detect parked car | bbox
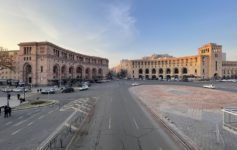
[1,87,12,92]
[41,88,56,94]
[83,81,91,87]
[131,82,140,86]
[12,87,30,92]
[79,85,89,91]
[203,84,215,89]
[62,87,74,93]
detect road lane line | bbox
[133,118,139,129]
[38,115,45,119]
[11,128,22,135]
[109,117,111,129]
[27,121,34,126]
[5,121,12,126]
[48,110,55,114]
[36,111,77,150]
[13,120,27,126]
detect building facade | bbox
[0,41,109,86]
[120,43,237,80]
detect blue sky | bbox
[0,0,236,67]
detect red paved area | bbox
[129,85,237,150]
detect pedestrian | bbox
[0,106,2,116]
[8,107,12,117]
[7,93,11,100]
[17,94,20,100]
[4,106,8,118]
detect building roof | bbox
[18,41,108,61]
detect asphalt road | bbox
[0,80,236,150]
[0,86,100,150]
[68,80,183,150]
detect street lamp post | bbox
[59,67,61,87]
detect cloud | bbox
[106,3,137,38]
[18,5,60,40]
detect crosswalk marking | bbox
[60,97,97,113]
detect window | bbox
[41,66,43,72]
[216,61,218,71]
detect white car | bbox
[1,88,12,92]
[41,88,56,94]
[203,84,215,89]
[12,87,29,92]
[79,85,89,91]
[131,82,140,86]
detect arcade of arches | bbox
[137,67,189,79]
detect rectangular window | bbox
[216,61,218,71]
[41,66,43,72]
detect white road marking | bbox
[11,128,22,135]
[5,121,12,126]
[38,115,45,120]
[109,117,111,129]
[133,118,139,129]
[13,120,27,126]
[36,111,77,150]
[27,121,34,126]
[48,110,55,114]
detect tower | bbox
[198,43,222,79]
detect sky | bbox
[0,0,237,68]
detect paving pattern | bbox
[130,84,237,150]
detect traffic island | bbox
[13,99,58,110]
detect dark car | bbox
[62,87,74,93]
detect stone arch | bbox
[85,68,91,79]
[159,68,163,74]
[138,75,143,79]
[174,68,179,74]
[92,68,97,79]
[145,68,149,74]
[174,75,179,79]
[152,68,156,74]
[76,66,83,79]
[61,65,67,79]
[23,63,32,84]
[53,64,60,79]
[69,66,74,78]
[182,68,188,74]
[139,69,143,74]
[159,75,163,80]
[166,75,171,80]
[166,68,171,74]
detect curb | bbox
[13,100,58,111]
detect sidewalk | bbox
[0,96,20,107]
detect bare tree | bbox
[0,47,15,71]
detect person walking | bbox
[8,107,12,117]
[4,106,8,118]
[0,106,2,116]
[17,94,20,100]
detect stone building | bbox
[0,41,109,86]
[120,43,237,80]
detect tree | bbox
[0,47,15,71]
[106,71,114,79]
[117,69,128,78]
